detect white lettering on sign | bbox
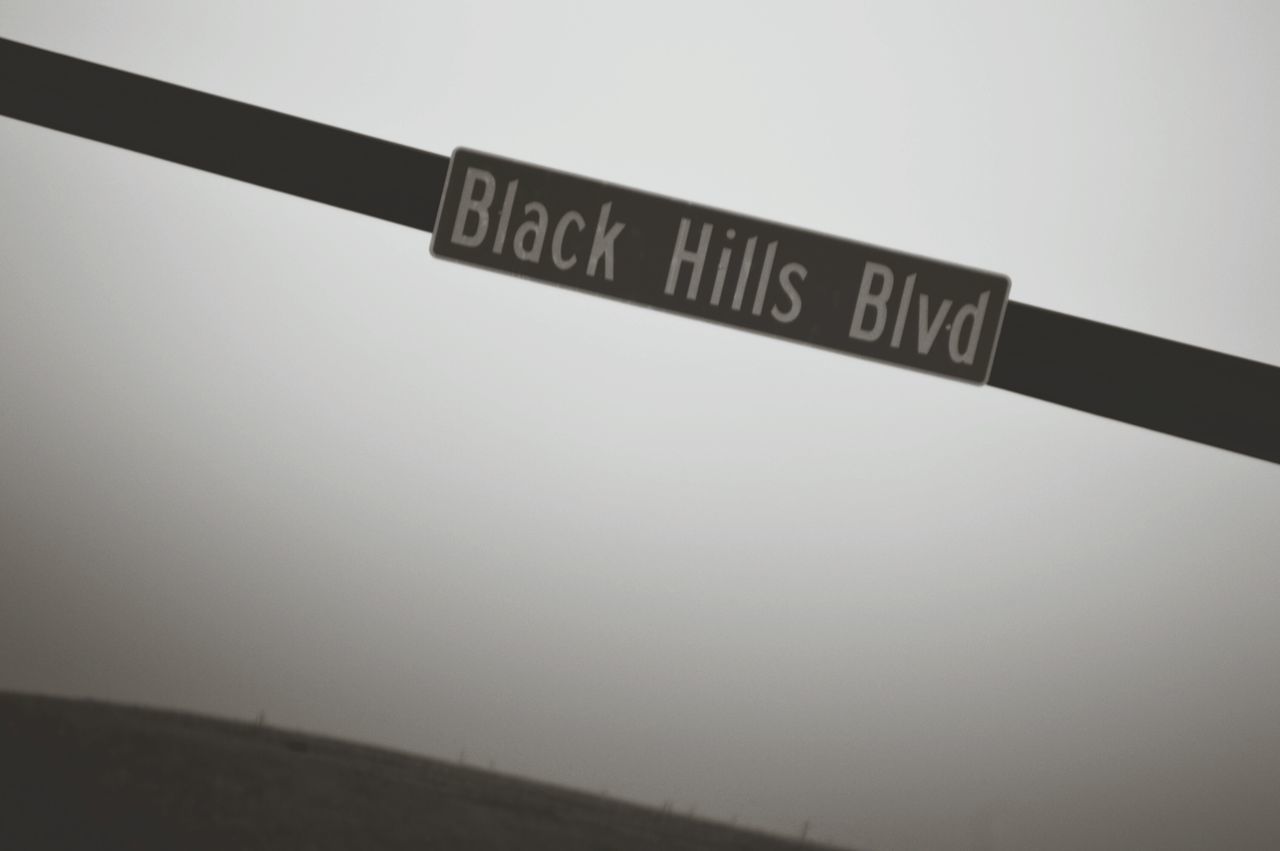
[431,149,1011,384]
[664,218,804,325]
[449,167,624,282]
[849,261,992,365]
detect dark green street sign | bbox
[431,148,1011,383]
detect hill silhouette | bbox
[0,691,853,850]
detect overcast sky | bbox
[3,3,1279,850]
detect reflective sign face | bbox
[431,148,1011,384]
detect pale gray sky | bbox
[2,3,1279,849]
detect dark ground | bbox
[0,691,853,850]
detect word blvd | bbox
[849,262,993,366]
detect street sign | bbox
[10,36,1276,460]
[431,149,1010,384]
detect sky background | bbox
[2,2,1279,849]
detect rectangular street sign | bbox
[431,148,1011,383]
